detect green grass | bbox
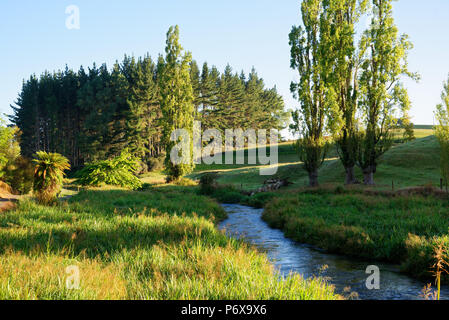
[0,186,338,300]
[262,188,449,281]
[194,134,441,191]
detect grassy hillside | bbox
[191,134,441,191]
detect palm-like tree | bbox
[33,152,70,204]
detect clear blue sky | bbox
[1,0,448,126]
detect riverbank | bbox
[195,135,449,284]
[0,185,338,300]
[220,203,449,300]
[262,187,449,282]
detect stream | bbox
[218,204,449,300]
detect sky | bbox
[0,0,448,127]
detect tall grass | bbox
[263,188,449,281]
[0,187,338,300]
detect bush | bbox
[0,122,20,179]
[137,183,153,192]
[210,185,249,204]
[199,173,219,195]
[174,177,197,187]
[75,149,142,190]
[4,157,34,194]
[136,161,149,175]
[33,152,70,205]
[148,156,165,172]
[246,192,277,208]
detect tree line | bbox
[10,34,287,173]
[289,0,418,186]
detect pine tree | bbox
[215,65,245,132]
[190,60,202,119]
[199,63,220,129]
[10,76,40,158]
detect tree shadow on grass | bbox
[0,216,230,259]
[0,187,231,259]
[66,188,226,221]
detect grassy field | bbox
[190,130,439,191]
[0,185,338,300]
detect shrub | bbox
[75,149,142,190]
[174,177,197,187]
[199,173,219,195]
[4,157,34,194]
[33,152,70,205]
[211,185,248,204]
[137,183,153,192]
[136,160,149,175]
[148,156,165,172]
[0,122,20,178]
[246,192,277,208]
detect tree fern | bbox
[33,152,70,204]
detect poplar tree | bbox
[324,0,368,184]
[357,0,418,185]
[158,26,195,182]
[435,75,449,188]
[289,0,334,187]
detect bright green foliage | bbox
[357,0,419,184]
[158,26,195,182]
[75,149,142,190]
[401,114,416,142]
[33,152,70,204]
[322,0,368,184]
[4,157,34,194]
[289,0,333,187]
[435,75,449,186]
[0,121,20,178]
[289,0,417,186]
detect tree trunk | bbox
[363,167,375,185]
[345,166,357,185]
[309,169,319,187]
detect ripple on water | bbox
[218,204,449,301]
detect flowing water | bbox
[219,204,449,300]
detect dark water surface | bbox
[219,204,449,300]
